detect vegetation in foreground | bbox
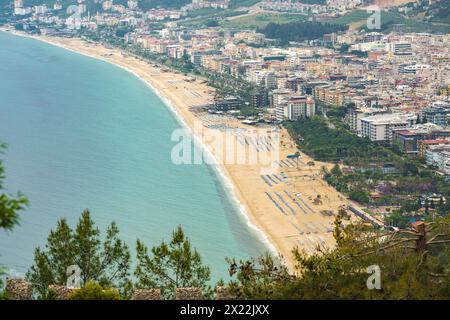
[0,143,28,294]
[227,211,450,300]
[4,209,447,300]
[0,136,449,300]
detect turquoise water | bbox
[0,31,265,282]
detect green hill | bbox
[332,9,450,34]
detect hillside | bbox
[371,0,418,8]
[424,0,450,23]
[332,7,450,34]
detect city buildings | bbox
[360,113,417,142]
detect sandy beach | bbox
[1,28,355,271]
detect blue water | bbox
[0,31,265,282]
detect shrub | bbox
[69,281,121,300]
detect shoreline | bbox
[1,28,354,271]
[0,29,279,260]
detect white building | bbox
[271,89,292,109]
[386,42,413,56]
[275,95,315,121]
[348,107,388,134]
[426,146,450,174]
[286,96,315,121]
[360,113,416,142]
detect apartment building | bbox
[426,145,450,174]
[418,139,450,158]
[422,106,449,127]
[347,106,388,134]
[360,113,416,142]
[275,95,315,121]
[392,124,450,155]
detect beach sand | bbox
[2,29,357,271]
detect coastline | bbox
[0,28,280,259]
[1,28,354,271]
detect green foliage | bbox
[385,211,411,229]
[425,0,450,23]
[69,281,121,300]
[284,117,397,165]
[286,116,449,210]
[333,9,450,34]
[26,210,132,298]
[115,26,131,38]
[180,9,248,28]
[0,143,29,231]
[134,226,211,299]
[239,106,260,117]
[330,164,342,177]
[226,213,450,299]
[258,21,347,45]
[226,253,291,299]
[0,142,27,301]
[205,19,219,27]
[326,106,348,119]
[138,0,190,10]
[229,0,262,8]
[348,188,370,205]
[0,267,5,297]
[220,13,306,29]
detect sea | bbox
[0,31,266,283]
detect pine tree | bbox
[225,213,450,299]
[134,226,211,299]
[0,143,28,231]
[26,210,132,298]
[0,142,28,292]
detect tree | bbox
[68,281,120,300]
[385,210,410,229]
[1,143,28,292]
[348,189,369,205]
[226,253,291,299]
[134,226,211,299]
[331,164,343,177]
[258,21,348,45]
[26,210,132,298]
[225,213,450,299]
[0,143,29,231]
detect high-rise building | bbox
[386,42,413,56]
[286,96,315,121]
[361,113,416,142]
[275,95,315,122]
